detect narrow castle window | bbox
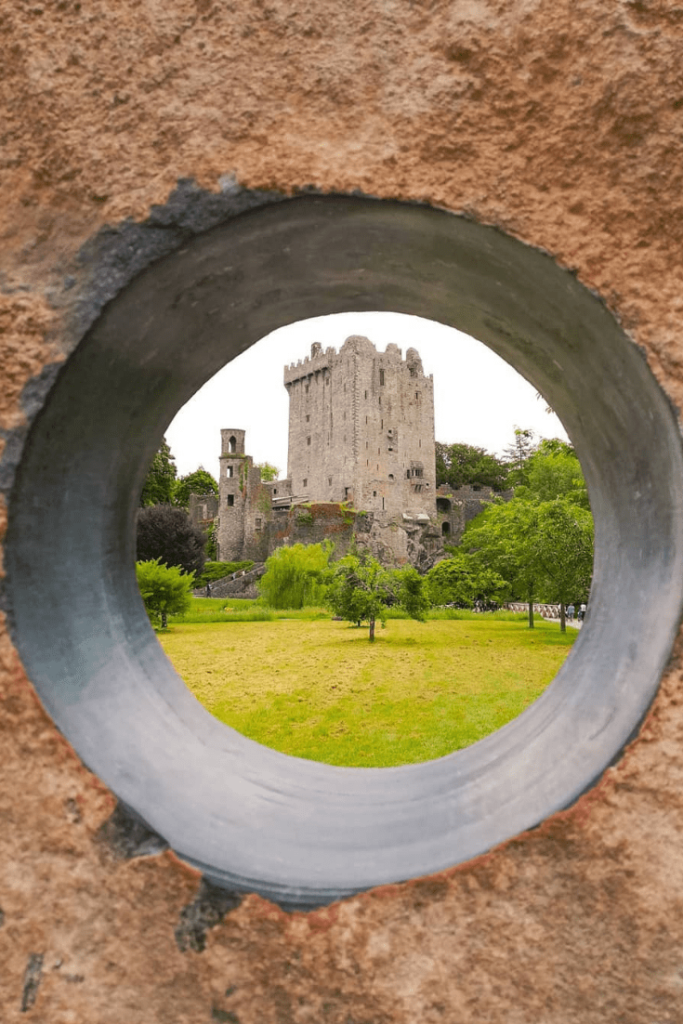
[228,436,236,453]
[226,466,233,478]
[365,390,368,399]
[366,441,368,449]
[373,491,377,497]
[328,477,332,486]
[406,470,410,479]
[382,497,385,510]
[389,474,394,481]
[415,391,420,399]
[227,495,234,507]
[379,369,385,386]
[305,384,309,393]
[307,437,311,446]
[273,489,277,495]
[306,414,310,422]
[303,478,308,487]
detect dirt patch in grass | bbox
[158,618,576,767]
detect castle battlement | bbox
[284,337,433,388]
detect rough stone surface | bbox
[3,1,683,1021]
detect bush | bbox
[136,504,207,577]
[259,542,332,609]
[136,559,195,629]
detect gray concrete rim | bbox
[5,194,683,909]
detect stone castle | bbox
[189,336,501,569]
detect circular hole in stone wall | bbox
[154,311,585,769]
[5,195,683,909]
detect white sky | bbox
[166,312,568,480]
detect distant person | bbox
[578,603,587,622]
[206,582,212,598]
[567,603,575,621]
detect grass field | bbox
[159,612,576,767]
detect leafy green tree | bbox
[530,498,594,631]
[425,553,510,608]
[326,552,394,641]
[258,542,332,609]
[517,440,589,509]
[502,428,538,486]
[136,559,194,629]
[435,442,509,491]
[393,566,431,621]
[462,499,541,627]
[256,462,280,482]
[140,438,177,507]
[173,467,219,508]
[136,504,207,577]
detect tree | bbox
[435,442,509,491]
[502,428,538,486]
[173,467,219,508]
[530,498,594,631]
[516,440,589,509]
[136,559,194,629]
[137,504,208,577]
[326,552,394,641]
[393,566,431,621]
[425,552,510,608]
[258,542,332,609]
[461,499,541,627]
[256,462,279,482]
[140,438,177,507]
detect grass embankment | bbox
[160,608,576,768]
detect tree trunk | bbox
[161,610,168,629]
[527,588,534,629]
[559,603,566,633]
[369,616,375,642]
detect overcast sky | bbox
[165,312,569,480]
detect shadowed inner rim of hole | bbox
[5,194,683,910]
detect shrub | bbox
[259,542,332,609]
[136,559,194,629]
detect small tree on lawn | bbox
[136,559,194,629]
[326,552,394,641]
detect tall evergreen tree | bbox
[140,438,177,507]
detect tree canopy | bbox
[258,542,332,609]
[173,467,219,508]
[140,437,177,506]
[456,435,593,630]
[136,559,194,629]
[435,441,509,491]
[136,504,208,577]
[256,462,280,482]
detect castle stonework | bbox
[284,336,436,516]
[209,337,497,569]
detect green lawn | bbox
[158,615,576,767]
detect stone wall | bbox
[4,3,683,1022]
[285,336,436,518]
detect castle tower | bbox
[217,429,249,560]
[283,336,436,518]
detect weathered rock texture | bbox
[3,1,683,1021]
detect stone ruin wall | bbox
[4,2,683,1022]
